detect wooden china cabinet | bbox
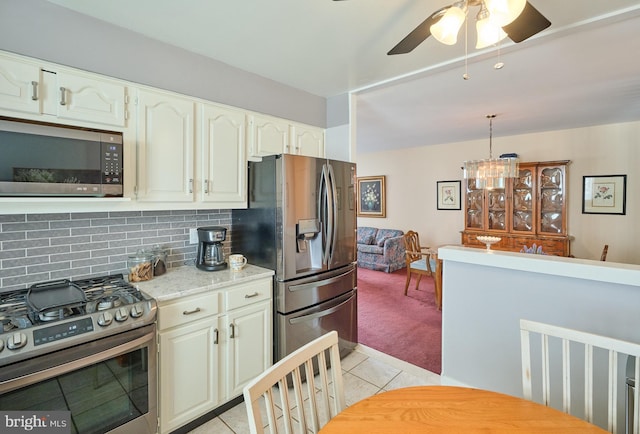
[461,160,571,256]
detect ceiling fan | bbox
[335,0,551,55]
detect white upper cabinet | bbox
[135,88,196,202]
[290,122,325,157]
[247,113,326,160]
[200,104,247,205]
[248,114,289,158]
[49,70,126,127]
[0,54,40,115]
[0,52,126,127]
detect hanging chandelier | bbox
[430,0,526,49]
[463,114,519,190]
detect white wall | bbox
[356,121,640,264]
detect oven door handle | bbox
[288,291,355,325]
[0,329,154,394]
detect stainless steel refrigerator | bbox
[232,154,357,362]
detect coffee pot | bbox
[196,226,227,271]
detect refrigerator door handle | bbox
[326,163,338,262]
[319,163,332,265]
[287,268,354,292]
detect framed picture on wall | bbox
[582,174,627,215]
[437,180,461,210]
[357,176,386,217]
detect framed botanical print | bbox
[357,176,386,217]
[437,180,461,210]
[582,175,627,215]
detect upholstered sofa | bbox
[356,227,405,273]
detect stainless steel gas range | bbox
[0,274,157,434]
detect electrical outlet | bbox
[189,228,198,244]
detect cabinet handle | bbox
[229,323,236,339]
[31,81,38,101]
[204,179,209,194]
[189,178,193,193]
[244,292,259,299]
[214,328,219,345]
[182,307,201,315]
[59,87,67,106]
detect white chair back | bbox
[520,319,640,434]
[243,330,345,434]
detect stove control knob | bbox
[98,311,113,327]
[115,307,129,322]
[130,304,145,318]
[7,332,27,350]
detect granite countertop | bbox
[134,264,274,303]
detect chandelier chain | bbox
[487,113,496,159]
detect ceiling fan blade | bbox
[387,8,447,55]
[503,1,551,43]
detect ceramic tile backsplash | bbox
[0,209,231,291]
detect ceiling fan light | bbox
[475,16,508,49]
[430,5,467,45]
[484,0,526,26]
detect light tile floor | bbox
[187,344,442,433]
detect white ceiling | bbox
[48,0,640,152]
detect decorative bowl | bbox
[476,236,502,251]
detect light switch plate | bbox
[189,228,198,244]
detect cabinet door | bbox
[0,55,40,115]
[158,317,220,434]
[54,71,126,127]
[225,300,272,399]
[465,179,485,230]
[486,186,508,232]
[200,104,247,204]
[511,164,536,234]
[248,114,289,157]
[136,89,195,202]
[538,164,567,236]
[290,123,325,157]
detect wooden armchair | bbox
[403,230,433,296]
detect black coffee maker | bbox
[196,226,227,271]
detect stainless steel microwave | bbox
[0,118,123,197]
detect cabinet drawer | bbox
[158,291,220,331]
[225,279,271,311]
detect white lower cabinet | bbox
[222,279,272,401]
[157,278,272,434]
[159,315,220,433]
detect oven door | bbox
[0,324,157,434]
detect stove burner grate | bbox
[0,274,145,330]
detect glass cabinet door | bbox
[465,178,484,230]
[538,165,566,235]
[512,166,534,234]
[486,187,507,231]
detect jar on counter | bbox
[128,250,153,282]
[150,245,168,276]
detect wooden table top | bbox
[319,386,609,433]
